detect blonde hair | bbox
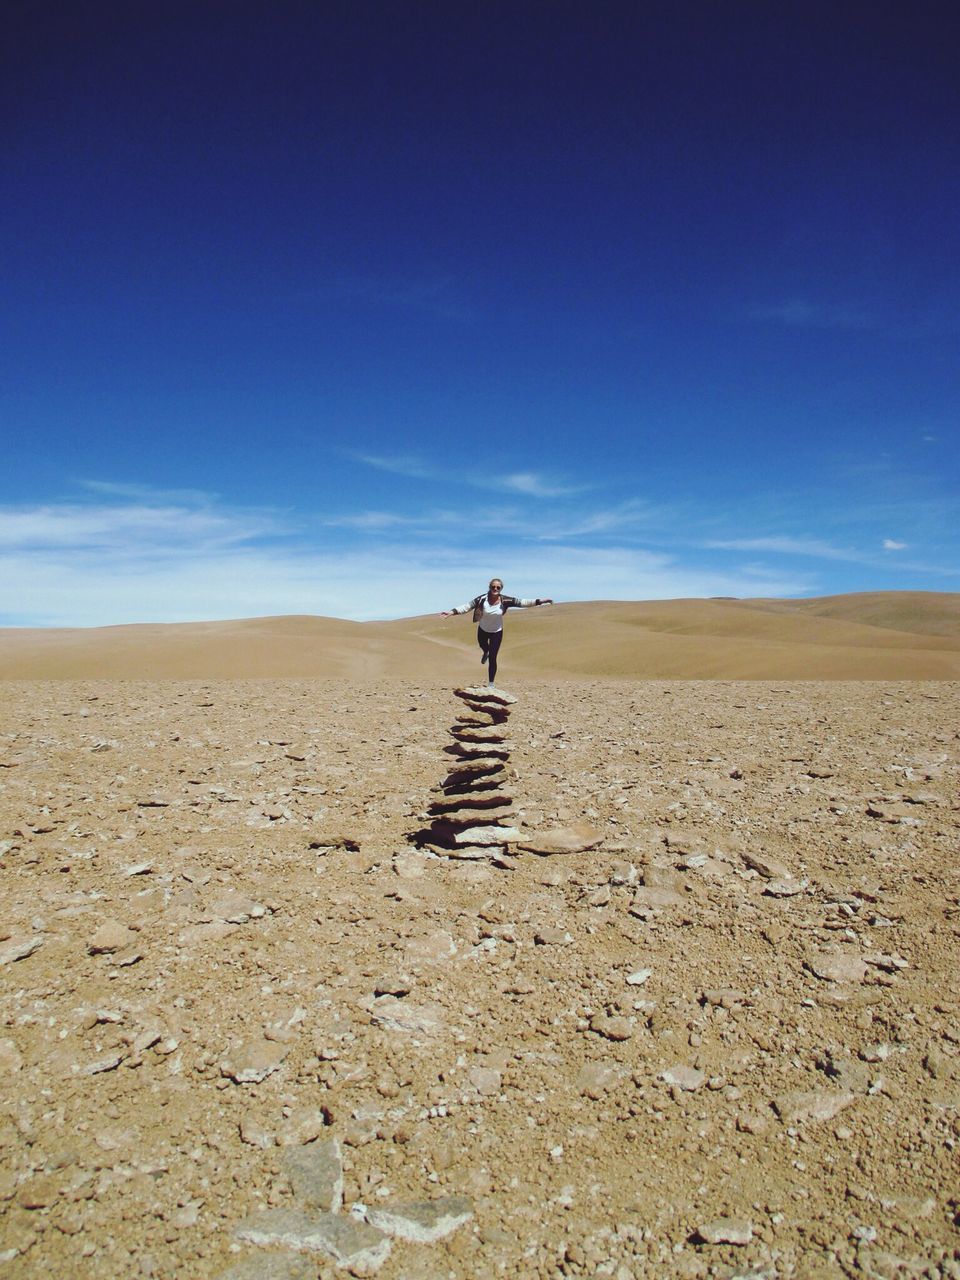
[488,578,503,590]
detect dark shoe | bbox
[480,652,488,664]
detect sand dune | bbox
[1,592,958,680]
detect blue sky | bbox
[2,1,957,625]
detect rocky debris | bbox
[695,1217,754,1245]
[2,677,958,1280]
[515,823,604,855]
[282,1138,343,1212]
[362,1195,474,1243]
[218,1256,316,1280]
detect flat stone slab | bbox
[446,742,510,759]
[454,825,522,846]
[282,1138,343,1213]
[430,806,515,828]
[234,1209,390,1273]
[0,936,44,965]
[514,824,604,855]
[455,686,517,706]
[450,726,508,743]
[441,758,505,780]
[429,792,514,812]
[363,1195,474,1243]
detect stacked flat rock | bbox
[420,687,520,854]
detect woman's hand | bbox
[539,598,554,605]
[440,611,452,617]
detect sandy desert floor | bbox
[1,676,959,1279]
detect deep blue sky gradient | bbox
[2,1,957,624]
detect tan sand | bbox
[1,591,959,680]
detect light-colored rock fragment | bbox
[363,1195,474,1243]
[0,1039,24,1072]
[239,1116,275,1149]
[625,968,651,986]
[208,889,266,923]
[234,1209,390,1273]
[455,686,517,705]
[589,1014,633,1041]
[515,824,604,855]
[454,825,521,846]
[467,1066,501,1095]
[577,1062,620,1098]
[742,851,792,879]
[0,936,43,965]
[696,1217,754,1245]
[403,931,456,964]
[369,996,445,1034]
[282,1138,343,1212]
[88,920,135,954]
[765,877,806,897]
[772,1089,855,1125]
[535,927,573,946]
[807,951,868,984]
[662,1065,706,1091]
[276,1107,328,1148]
[220,1038,290,1084]
[631,886,684,909]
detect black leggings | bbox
[477,627,503,682]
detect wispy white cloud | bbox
[323,511,417,531]
[347,453,436,480]
[501,472,585,498]
[883,538,907,551]
[0,502,285,551]
[705,535,856,561]
[346,452,584,501]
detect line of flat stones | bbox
[418,686,520,854]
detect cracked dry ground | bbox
[1,679,959,1280]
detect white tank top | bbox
[478,599,505,632]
